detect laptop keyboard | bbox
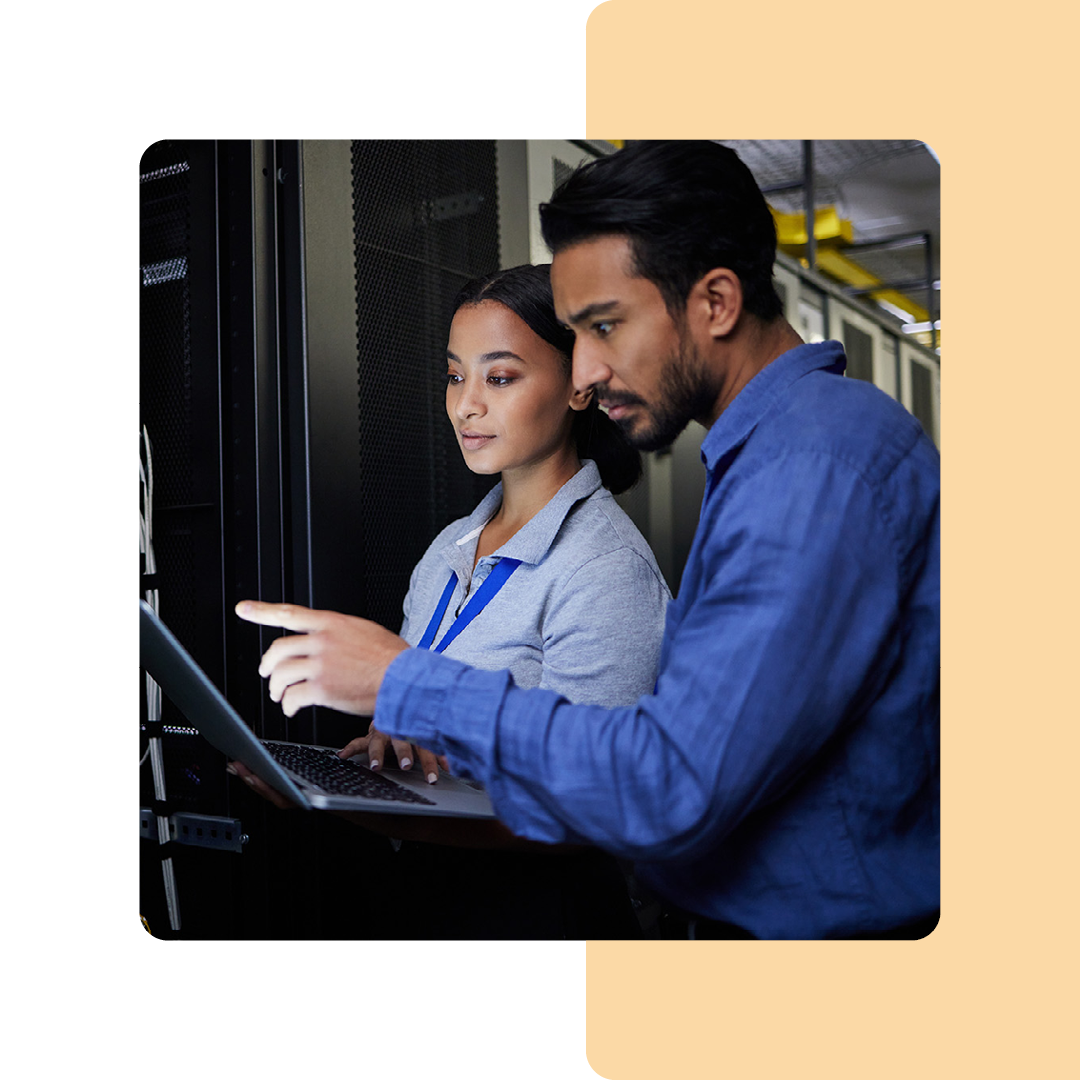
[264,742,436,806]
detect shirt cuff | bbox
[373,646,574,843]
[374,646,505,780]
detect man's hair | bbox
[540,140,783,322]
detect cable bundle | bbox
[140,425,161,726]
[140,424,180,930]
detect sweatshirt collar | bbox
[441,459,603,578]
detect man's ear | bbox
[688,267,743,339]
[568,385,594,412]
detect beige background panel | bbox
[584,1,1077,1078]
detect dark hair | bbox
[452,264,642,494]
[539,140,783,322]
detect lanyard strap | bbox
[417,558,522,654]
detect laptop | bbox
[140,600,496,819]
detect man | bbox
[237,141,940,939]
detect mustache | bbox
[595,386,645,408]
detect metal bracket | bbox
[141,808,248,853]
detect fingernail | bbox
[225,763,238,775]
[426,772,438,785]
[369,759,380,771]
[243,776,256,787]
[400,757,412,771]
[236,601,251,615]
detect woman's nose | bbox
[454,379,485,420]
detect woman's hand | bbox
[226,760,299,810]
[338,719,450,785]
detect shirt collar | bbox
[442,459,604,575]
[699,339,846,470]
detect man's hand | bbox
[235,600,409,717]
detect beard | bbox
[605,334,717,452]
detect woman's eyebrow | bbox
[446,349,527,364]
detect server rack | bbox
[140,140,503,938]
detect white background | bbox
[5,4,605,1077]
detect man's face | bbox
[551,235,715,452]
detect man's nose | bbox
[572,340,611,398]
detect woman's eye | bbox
[487,374,514,387]
[446,371,462,384]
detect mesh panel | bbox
[351,141,500,630]
[140,141,196,646]
[718,139,927,212]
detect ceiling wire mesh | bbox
[717,139,929,214]
[718,140,939,330]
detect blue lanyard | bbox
[417,558,522,654]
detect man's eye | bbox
[594,321,615,337]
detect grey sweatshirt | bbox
[400,460,670,707]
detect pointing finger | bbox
[235,600,326,632]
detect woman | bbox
[238,264,669,938]
[342,263,669,939]
[348,263,668,776]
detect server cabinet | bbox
[291,140,500,747]
[899,340,941,446]
[140,140,504,938]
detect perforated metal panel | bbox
[140,141,197,646]
[350,141,501,631]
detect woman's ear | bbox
[568,385,594,412]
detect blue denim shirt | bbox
[376,340,940,938]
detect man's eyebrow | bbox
[446,349,527,364]
[563,300,620,326]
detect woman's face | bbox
[446,300,584,478]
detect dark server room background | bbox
[140,140,504,938]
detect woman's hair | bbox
[451,263,642,495]
[539,140,783,323]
